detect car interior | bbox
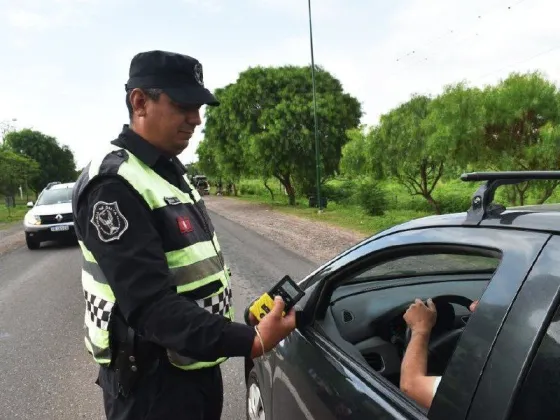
[317,251,500,388]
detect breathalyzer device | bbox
[249,275,305,321]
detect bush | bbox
[356,180,388,216]
[239,184,256,195]
[322,180,357,204]
[238,180,259,195]
[435,192,471,214]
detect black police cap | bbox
[125,50,219,107]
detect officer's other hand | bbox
[251,296,296,358]
[403,298,437,334]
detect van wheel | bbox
[246,368,266,420]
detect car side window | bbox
[324,246,501,395]
[351,252,500,281]
[508,304,560,420]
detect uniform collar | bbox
[112,124,172,168]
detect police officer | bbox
[72,50,296,420]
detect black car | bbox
[244,171,560,420]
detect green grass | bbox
[224,176,560,236]
[0,196,31,229]
[230,192,431,236]
[0,206,28,229]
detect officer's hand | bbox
[250,296,296,359]
[248,312,259,326]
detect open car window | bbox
[317,244,503,415]
[350,253,500,284]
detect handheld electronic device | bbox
[249,275,305,321]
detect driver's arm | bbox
[400,298,439,410]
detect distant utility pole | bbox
[307,0,322,212]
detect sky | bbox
[1,0,559,169]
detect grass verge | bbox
[0,206,27,230]
[230,193,431,236]
[0,197,30,230]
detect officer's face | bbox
[132,90,202,155]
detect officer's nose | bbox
[186,108,202,126]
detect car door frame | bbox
[465,234,560,420]
[296,225,551,419]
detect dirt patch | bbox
[0,225,25,257]
[204,196,367,265]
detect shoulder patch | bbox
[90,201,129,243]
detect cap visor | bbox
[164,86,220,107]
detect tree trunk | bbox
[419,160,444,215]
[263,179,275,201]
[515,183,529,206]
[274,173,296,205]
[286,185,296,205]
[537,181,559,204]
[425,195,441,214]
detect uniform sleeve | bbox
[76,176,255,361]
[433,376,442,396]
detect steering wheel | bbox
[404,295,473,374]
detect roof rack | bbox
[45,182,61,190]
[461,171,560,224]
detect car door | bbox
[270,226,550,420]
[465,234,560,420]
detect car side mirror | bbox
[26,201,34,208]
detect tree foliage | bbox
[340,127,370,178]
[480,72,560,204]
[425,82,487,171]
[377,95,446,213]
[0,149,40,197]
[202,65,362,204]
[194,69,560,212]
[3,129,77,193]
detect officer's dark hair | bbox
[126,88,163,120]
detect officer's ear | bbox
[129,88,148,118]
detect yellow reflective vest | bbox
[73,146,233,370]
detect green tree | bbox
[425,82,487,172]
[203,65,362,205]
[378,94,446,213]
[3,129,77,193]
[185,162,201,177]
[202,85,247,195]
[0,150,40,199]
[340,126,370,178]
[525,122,560,204]
[480,72,560,205]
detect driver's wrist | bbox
[411,328,431,336]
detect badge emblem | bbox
[193,62,204,86]
[177,216,193,234]
[164,196,181,206]
[55,214,63,222]
[91,201,129,242]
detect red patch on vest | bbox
[177,217,193,234]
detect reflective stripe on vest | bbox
[77,146,233,370]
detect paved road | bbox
[0,211,316,420]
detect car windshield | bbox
[353,253,500,282]
[36,188,73,206]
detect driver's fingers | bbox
[427,298,436,312]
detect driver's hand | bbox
[404,298,437,334]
